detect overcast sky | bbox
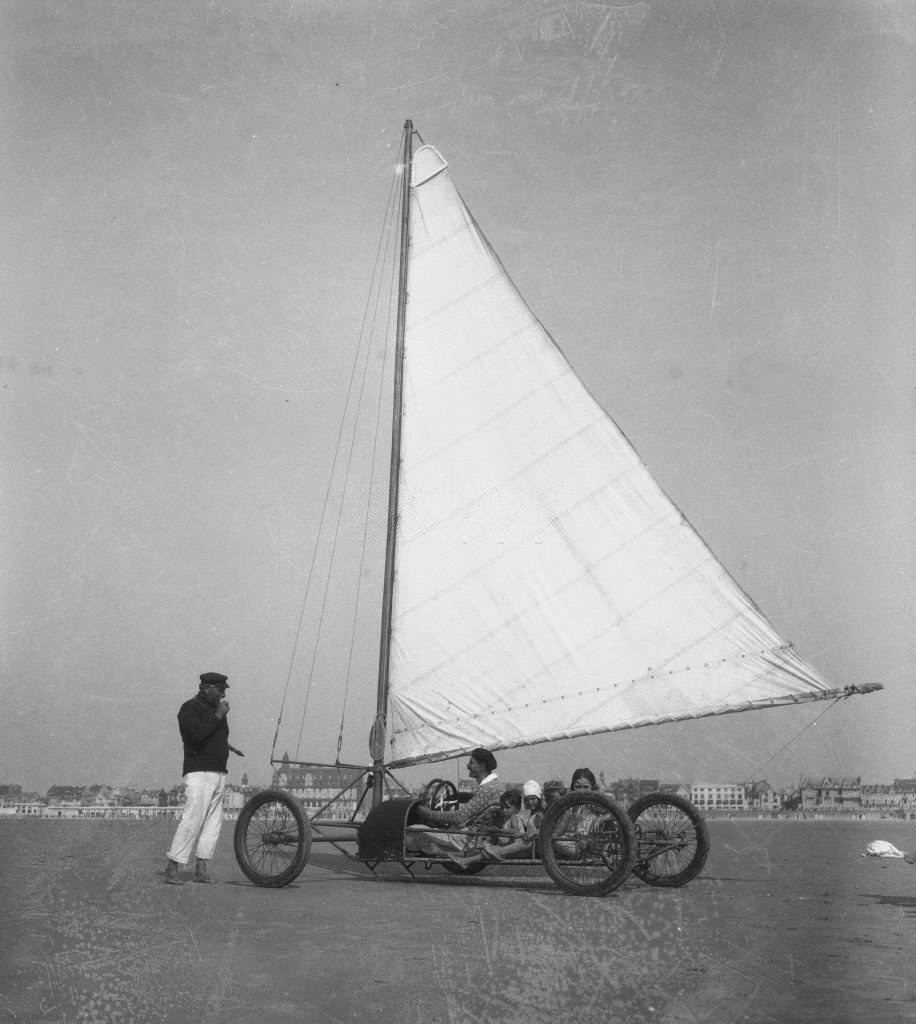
[2,0,913,793]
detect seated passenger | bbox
[570,767,599,792]
[405,748,502,860]
[486,779,544,860]
[552,768,601,859]
[454,780,544,867]
[492,788,524,843]
[542,779,567,806]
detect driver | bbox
[406,747,502,860]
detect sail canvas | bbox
[385,143,833,767]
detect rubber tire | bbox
[234,789,311,887]
[440,858,489,876]
[628,792,709,887]
[540,791,635,897]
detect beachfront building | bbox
[82,784,119,808]
[0,785,46,816]
[892,779,916,817]
[744,781,782,813]
[0,784,23,808]
[689,782,747,813]
[45,785,85,813]
[799,776,862,814]
[861,779,916,818]
[271,754,364,819]
[861,783,904,816]
[607,778,660,807]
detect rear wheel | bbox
[234,789,311,887]
[540,792,635,896]
[628,793,708,887]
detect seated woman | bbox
[552,768,601,859]
[570,767,598,793]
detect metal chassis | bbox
[234,766,708,895]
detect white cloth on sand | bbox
[862,840,905,858]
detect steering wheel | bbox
[420,779,460,812]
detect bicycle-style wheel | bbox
[234,789,311,887]
[628,793,708,887]
[540,792,635,896]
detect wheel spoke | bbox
[628,794,708,887]
[541,793,635,896]
[234,790,311,887]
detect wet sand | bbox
[2,817,915,1023]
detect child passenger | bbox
[492,788,523,842]
[451,782,545,867]
[483,780,544,861]
[542,779,567,806]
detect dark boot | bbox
[193,858,213,883]
[164,859,184,885]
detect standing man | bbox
[164,671,242,885]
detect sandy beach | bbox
[2,817,915,1024]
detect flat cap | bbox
[199,671,229,687]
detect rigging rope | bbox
[747,695,844,782]
[271,148,403,765]
[334,184,403,759]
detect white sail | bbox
[386,143,834,767]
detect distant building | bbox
[0,785,23,808]
[81,784,117,807]
[607,778,661,807]
[745,781,782,813]
[690,782,747,812]
[271,753,370,820]
[7,771,916,820]
[799,776,862,814]
[860,778,916,818]
[893,778,916,796]
[861,783,903,816]
[46,785,84,807]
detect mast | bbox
[369,120,413,805]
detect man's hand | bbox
[215,698,230,719]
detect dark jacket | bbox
[177,694,229,775]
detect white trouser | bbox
[166,771,226,864]
[405,824,469,856]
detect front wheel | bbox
[628,793,709,887]
[540,792,635,896]
[234,789,311,887]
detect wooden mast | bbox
[369,120,413,806]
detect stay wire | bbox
[333,183,402,760]
[279,156,403,763]
[748,695,843,782]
